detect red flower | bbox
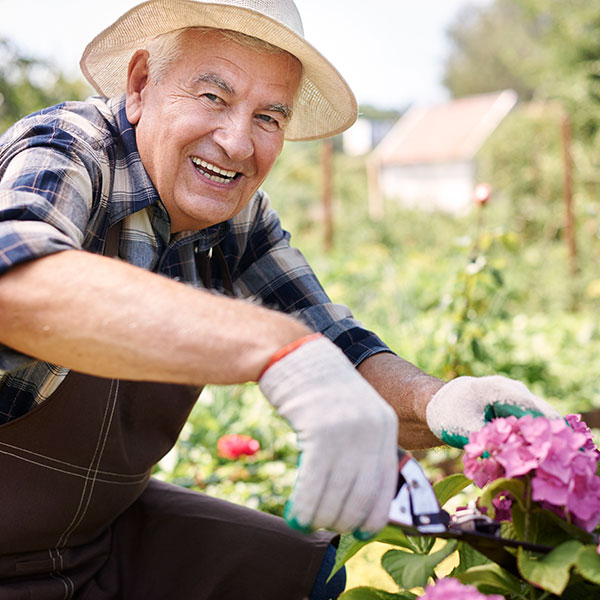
[473,183,491,206]
[217,434,260,460]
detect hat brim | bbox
[79,0,358,141]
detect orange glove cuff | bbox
[258,333,322,380]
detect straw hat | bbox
[80,0,358,141]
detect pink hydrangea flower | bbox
[217,434,260,460]
[517,415,553,459]
[531,469,569,506]
[566,460,600,532]
[463,416,521,487]
[463,413,600,532]
[566,413,600,461]
[463,450,504,488]
[496,441,540,479]
[421,577,503,600]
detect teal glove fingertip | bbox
[439,430,469,449]
[353,530,376,541]
[284,501,313,534]
[485,403,544,422]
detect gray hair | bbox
[144,27,293,85]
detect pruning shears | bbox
[389,448,554,575]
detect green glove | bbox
[426,375,562,448]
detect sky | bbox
[0,0,492,110]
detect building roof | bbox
[373,89,518,165]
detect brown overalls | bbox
[0,229,333,599]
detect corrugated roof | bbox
[373,90,518,165]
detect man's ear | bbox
[125,50,151,125]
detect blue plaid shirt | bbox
[0,95,391,424]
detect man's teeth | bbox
[191,157,237,183]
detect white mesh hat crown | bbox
[80,0,358,141]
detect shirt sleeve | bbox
[0,116,100,371]
[0,120,100,276]
[231,191,394,366]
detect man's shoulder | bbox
[0,96,121,155]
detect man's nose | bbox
[213,113,254,161]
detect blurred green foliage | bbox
[154,385,298,516]
[0,38,90,133]
[263,145,600,413]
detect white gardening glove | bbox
[426,375,562,448]
[259,334,398,537]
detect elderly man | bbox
[0,1,559,598]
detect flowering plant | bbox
[459,413,600,598]
[463,414,600,533]
[332,414,600,599]
[217,433,261,460]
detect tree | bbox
[443,0,542,101]
[0,38,90,133]
[444,0,600,117]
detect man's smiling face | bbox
[125,29,302,233]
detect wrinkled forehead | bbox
[174,27,303,73]
[169,28,303,98]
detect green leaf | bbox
[371,524,434,555]
[457,562,524,596]
[433,473,472,507]
[471,338,486,361]
[511,505,579,547]
[450,541,491,575]
[517,540,584,595]
[559,578,600,600]
[510,502,529,540]
[381,540,457,589]
[330,534,372,578]
[340,588,416,600]
[499,519,519,542]
[490,267,504,287]
[376,525,418,551]
[330,526,415,580]
[576,545,600,585]
[406,534,436,555]
[543,508,595,545]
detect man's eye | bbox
[255,114,280,132]
[202,93,224,104]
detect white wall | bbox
[379,160,476,214]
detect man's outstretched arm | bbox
[358,352,443,449]
[0,249,311,386]
[358,350,563,451]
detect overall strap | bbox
[194,244,235,296]
[104,221,122,258]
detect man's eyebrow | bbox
[193,72,234,95]
[268,103,293,122]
